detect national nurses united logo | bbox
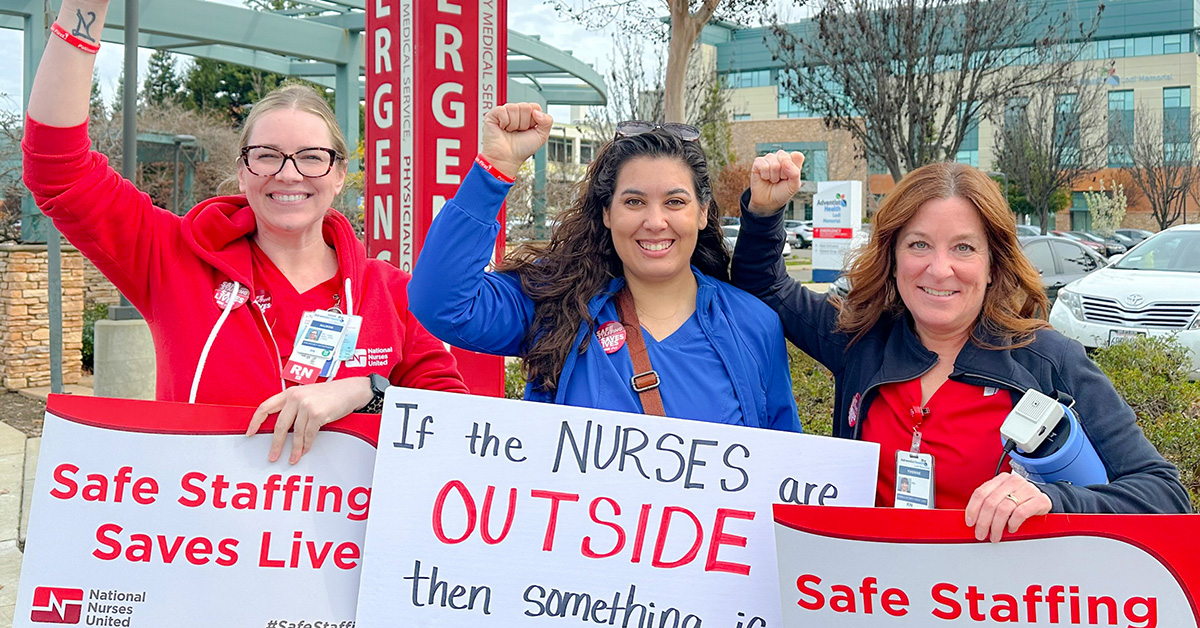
[30,586,83,624]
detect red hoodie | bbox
[23,119,467,407]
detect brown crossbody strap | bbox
[615,286,666,416]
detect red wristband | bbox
[51,22,101,54]
[475,154,516,183]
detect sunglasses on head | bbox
[615,120,701,142]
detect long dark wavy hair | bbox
[501,129,729,392]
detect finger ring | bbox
[1005,493,1020,505]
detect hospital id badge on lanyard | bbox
[895,451,935,508]
[895,399,935,508]
[284,310,350,385]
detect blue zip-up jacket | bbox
[731,201,1189,514]
[409,164,800,432]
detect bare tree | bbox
[0,105,25,243]
[550,0,771,123]
[582,30,734,167]
[992,74,1107,234]
[770,0,1103,182]
[1118,106,1200,230]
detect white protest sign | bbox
[775,506,1200,627]
[16,395,376,627]
[356,388,879,627]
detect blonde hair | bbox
[239,82,348,159]
[837,162,1049,348]
[219,82,348,195]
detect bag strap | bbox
[615,286,665,416]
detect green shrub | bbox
[81,303,109,372]
[504,358,527,400]
[1092,335,1196,418]
[789,345,835,436]
[1092,335,1200,505]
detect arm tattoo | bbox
[72,9,97,42]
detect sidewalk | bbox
[0,378,82,624]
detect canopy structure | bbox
[1,0,606,393]
[1,0,608,154]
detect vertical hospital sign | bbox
[367,0,507,395]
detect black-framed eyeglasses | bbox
[240,145,344,178]
[615,120,701,142]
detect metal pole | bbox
[42,2,63,394]
[173,140,181,214]
[110,0,141,320]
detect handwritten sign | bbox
[16,395,377,627]
[355,388,879,627]
[775,505,1200,627]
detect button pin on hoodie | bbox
[214,281,250,310]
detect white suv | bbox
[1049,223,1200,380]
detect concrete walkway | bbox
[0,422,33,626]
[1,379,78,625]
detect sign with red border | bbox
[16,395,378,627]
[774,505,1200,627]
[365,0,507,396]
[355,389,879,626]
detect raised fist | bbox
[747,150,806,216]
[480,102,554,179]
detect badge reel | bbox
[895,450,935,509]
[284,310,351,385]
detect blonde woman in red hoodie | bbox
[23,0,467,463]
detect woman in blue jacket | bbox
[410,103,799,431]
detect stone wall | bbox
[0,244,85,389]
[83,259,122,307]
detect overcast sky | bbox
[0,0,616,114]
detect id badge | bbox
[895,451,936,509]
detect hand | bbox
[964,472,1053,543]
[481,103,553,179]
[245,376,375,464]
[748,150,806,215]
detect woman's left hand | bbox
[964,472,1052,543]
[246,376,375,464]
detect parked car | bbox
[1016,224,1042,237]
[1018,235,1108,302]
[784,220,814,248]
[1115,228,1154,244]
[1067,230,1127,257]
[1049,223,1200,381]
[1105,231,1137,249]
[828,235,1107,302]
[721,216,740,226]
[1050,230,1107,255]
[723,224,793,257]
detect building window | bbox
[725,69,772,89]
[1056,93,1080,166]
[1004,96,1029,129]
[1070,192,1091,231]
[778,91,811,118]
[548,136,573,163]
[732,113,751,121]
[1164,87,1191,163]
[955,102,979,167]
[1164,33,1183,54]
[579,140,596,164]
[756,141,828,181]
[1108,90,1134,167]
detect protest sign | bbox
[775,505,1200,627]
[16,395,377,627]
[355,388,879,627]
